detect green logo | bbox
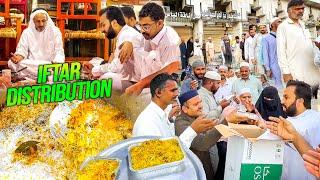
[240,163,282,180]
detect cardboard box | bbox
[215,124,284,180]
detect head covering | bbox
[208,37,212,40]
[178,90,198,106]
[255,86,286,120]
[192,60,205,68]
[240,62,250,68]
[204,71,221,81]
[239,88,251,96]
[218,65,228,71]
[29,9,55,33]
[270,17,281,24]
[258,23,267,27]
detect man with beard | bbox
[124,2,182,95]
[92,6,143,90]
[245,25,257,67]
[181,60,206,94]
[277,0,320,85]
[133,73,217,148]
[9,8,65,79]
[120,6,140,32]
[175,90,222,180]
[214,65,233,103]
[275,80,320,180]
[232,62,263,103]
[255,23,268,74]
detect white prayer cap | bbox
[258,23,267,27]
[239,88,252,96]
[208,37,212,40]
[240,62,250,68]
[270,17,281,24]
[218,65,228,71]
[204,71,221,81]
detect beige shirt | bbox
[277,18,320,86]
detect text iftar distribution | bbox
[6,62,112,106]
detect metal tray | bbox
[127,137,187,179]
[80,157,121,179]
[81,136,206,180]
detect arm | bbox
[277,24,292,82]
[53,29,65,63]
[14,30,29,60]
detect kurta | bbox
[232,75,263,103]
[206,42,215,63]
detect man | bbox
[240,33,247,61]
[206,37,215,64]
[187,37,194,59]
[194,38,203,57]
[92,6,143,91]
[181,60,206,94]
[245,25,257,66]
[262,17,283,89]
[175,90,222,180]
[120,6,140,32]
[255,23,268,74]
[277,0,320,85]
[124,2,182,95]
[234,36,242,67]
[198,71,230,120]
[232,62,263,103]
[266,80,320,180]
[180,37,188,70]
[221,34,232,67]
[215,66,233,103]
[9,8,65,79]
[133,73,217,148]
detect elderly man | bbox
[262,17,283,89]
[133,73,216,148]
[277,0,320,85]
[175,90,222,180]
[206,37,215,63]
[181,60,206,94]
[215,66,233,103]
[232,62,263,103]
[9,8,65,79]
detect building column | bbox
[194,19,204,44]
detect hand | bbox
[303,146,320,178]
[266,116,298,140]
[10,53,24,64]
[283,74,293,83]
[225,110,250,123]
[191,115,217,134]
[190,80,198,90]
[244,102,255,112]
[125,82,144,96]
[219,99,230,109]
[119,41,133,64]
[83,62,93,72]
[233,96,240,104]
[169,103,180,119]
[266,70,272,78]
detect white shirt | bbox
[194,41,203,57]
[214,81,233,103]
[277,18,320,86]
[282,109,320,180]
[133,101,197,149]
[245,35,257,63]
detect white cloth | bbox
[214,81,233,103]
[314,36,320,68]
[244,35,257,64]
[282,109,320,180]
[9,9,65,78]
[194,42,203,57]
[277,18,320,86]
[133,101,197,149]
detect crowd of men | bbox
[6,0,320,179]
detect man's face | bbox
[288,5,305,20]
[259,25,267,34]
[249,29,256,37]
[183,96,203,117]
[210,80,221,93]
[100,15,117,39]
[240,66,250,79]
[282,86,298,117]
[139,16,163,40]
[124,16,137,28]
[193,66,206,79]
[159,80,179,105]
[240,92,252,106]
[218,68,228,78]
[33,13,47,32]
[236,38,240,43]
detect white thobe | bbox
[133,101,197,149]
[214,81,233,103]
[277,18,320,86]
[282,109,320,180]
[194,42,203,57]
[244,35,257,64]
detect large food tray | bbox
[127,137,186,179]
[80,157,121,179]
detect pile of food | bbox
[129,139,184,170]
[0,100,133,179]
[65,29,105,39]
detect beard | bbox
[195,73,204,79]
[105,26,117,39]
[142,32,151,40]
[284,101,297,117]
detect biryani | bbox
[129,139,184,170]
[77,159,120,180]
[57,100,133,178]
